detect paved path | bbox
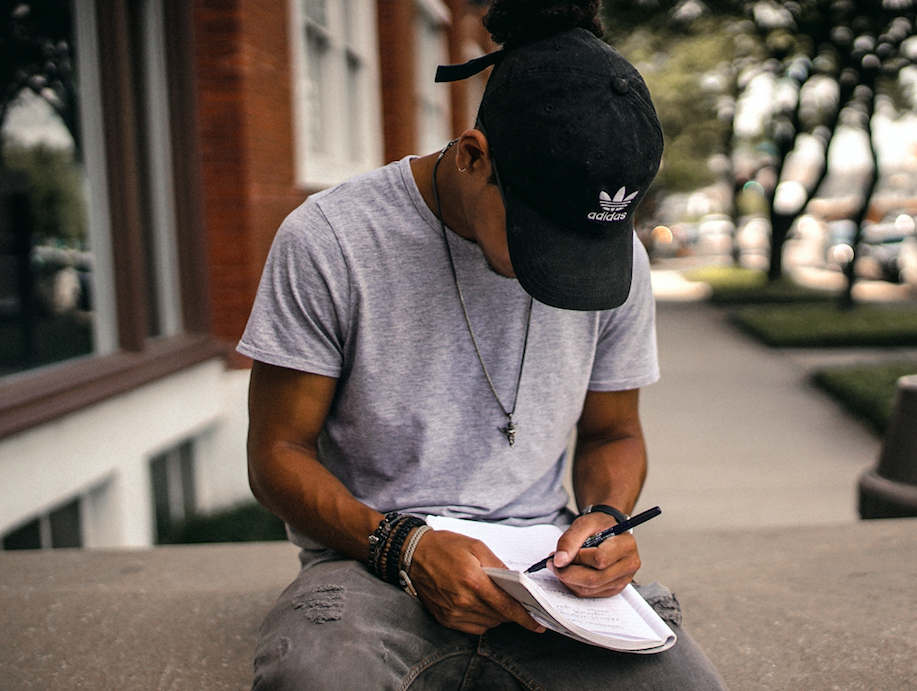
[637,300,883,530]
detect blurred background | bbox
[1,0,915,551]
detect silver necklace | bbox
[431,140,533,446]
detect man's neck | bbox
[410,149,474,242]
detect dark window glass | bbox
[2,518,42,550]
[1,496,82,550]
[0,0,94,375]
[150,450,172,542]
[49,497,82,548]
[151,439,196,543]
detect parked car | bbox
[854,216,916,283]
[824,219,857,270]
[898,235,917,288]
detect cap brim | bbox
[504,185,634,311]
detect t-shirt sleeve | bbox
[588,234,660,391]
[236,202,349,377]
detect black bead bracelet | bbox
[368,512,426,585]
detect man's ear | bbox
[455,129,493,179]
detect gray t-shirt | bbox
[238,157,659,545]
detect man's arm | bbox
[550,388,647,598]
[246,361,382,559]
[246,360,544,635]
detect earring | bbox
[458,167,467,172]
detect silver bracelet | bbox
[398,524,432,598]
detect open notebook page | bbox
[426,515,663,643]
[425,515,562,570]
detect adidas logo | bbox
[601,187,639,211]
[588,187,639,222]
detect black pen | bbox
[524,506,662,574]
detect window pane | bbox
[2,518,42,550]
[305,26,329,154]
[178,440,197,520]
[150,451,172,542]
[342,0,356,47]
[50,498,82,548]
[304,0,327,26]
[0,1,94,376]
[345,52,363,162]
[151,439,197,543]
[415,10,450,154]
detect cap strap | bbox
[435,50,504,83]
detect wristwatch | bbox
[580,504,630,530]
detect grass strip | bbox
[730,303,917,347]
[812,363,917,434]
[682,266,836,304]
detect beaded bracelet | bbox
[379,515,411,584]
[385,516,426,585]
[368,512,401,579]
[368,512,426,585]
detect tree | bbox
[1,1,85,244]
[603,3,743,235]
[1,1,80,158]
[729,0,916,299]
[3,141,86,242]
[603,0,917,302]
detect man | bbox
[239,18,726,691]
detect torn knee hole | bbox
[293,584,345,623]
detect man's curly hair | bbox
[483,0,604,48]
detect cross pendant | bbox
[501,418,516,447]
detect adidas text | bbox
[588,210,628,222]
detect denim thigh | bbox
[480,621,727,691]
[252,557,727,691]
[252,557,485,691]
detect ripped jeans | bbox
[252,550,728,691]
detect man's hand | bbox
[548,512,641,598]
[408,529,547,635]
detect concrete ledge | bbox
[0,541,301,690]
[638,518,917,690]
[1,520,915,690]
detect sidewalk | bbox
[637,286,883,530]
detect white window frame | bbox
[60,0,184,357]
[74,0,118,356]
[140,0,183,338]
[289,0,384,189]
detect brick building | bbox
[0,0,491,549]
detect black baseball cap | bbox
[437,28,664,311]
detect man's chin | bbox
[485,260,516,279]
